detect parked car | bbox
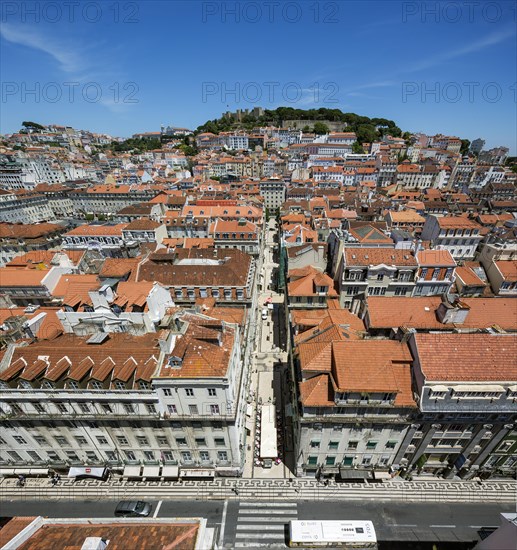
[261,309,268,320]
[114,500,152,517]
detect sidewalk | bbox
[1,476,515,504]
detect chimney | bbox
[81,538,109,550]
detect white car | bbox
[261,309,268,320]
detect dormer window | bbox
[167,356,182,368]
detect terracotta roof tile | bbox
[415,333,517,381]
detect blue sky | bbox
[1,0,516,153]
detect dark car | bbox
[114,500,152,517]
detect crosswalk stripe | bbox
[235,532,286,540]
[237,524,286,531]
[235,517,296,522]
[234,543,286,548]
[239,502,297,507]
[239,509,296,515]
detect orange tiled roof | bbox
[65,224,127,236]
[495,260,517,281]
[367,296,517,331]
[415,333,517,381]
[299,374,335,407]
[345,248,417,266]
[416,249,456,267]
[0,268,50,287]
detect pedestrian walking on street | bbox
[16,474,25,487]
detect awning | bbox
[180,468,214,478]
[68,467,107,479]
[338,468,373,481]
[14,468,31,476]
[0,468,15,476]
[373,471,392,480]
[142,465,160,478]
[29,468,49,476]
[123,465,142,478]
[161,465,179,479]
[245,418,254,431]
[246,404,253,417]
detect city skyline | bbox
[1,0,516,153]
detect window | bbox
[176,437,187,446]
[386,441,397,449]
[146,403,157,414]
[310,440,321,448]
[200,451,210,462]
[115,381,126,390]
[163,389,172,396]
[210,404,220,415]
[101,403,112,413]
[75,436,87,446]
[181,451,192,462]
[307,456,318,466]
[90,380,103,390]
[56,403,68,413]
[78,403,90,413]
[348,441,358,450]
[86,451,98,461]
[34,436,48,446]
[124,403,135,414]
[167,404,177,414]
[192,421,202,430]
[137,436,149,447]
[28,450,42,462]
[143,451,154,461]
[214,438,225,447]
[377,273,384,281]
[47,451,60,461]
[34,403,45,413]
[195,438,207,447]
[189,405,198,415]
[116,436,129,446]
[217,451,228,462]
[66,451,80,461]
[125,450,136,461]
[8,450,22,461]
[13,435,27,445]
[328,441,339,450]
[362,455,372,466]
[54,436,68,446]
[185,388,194,397]
[162,451,175,461]
[366,441,378,449]
[106,451,117,461]
[208,388,217,397]
[325,456,336,466]
[96,436,108,445]
[157,436,169,447]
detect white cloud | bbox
[0,23,82,73]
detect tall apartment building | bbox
[337,248,418,312]
[0,311,248,477]
[295,338,416,478]
[420,216,483,261]
[404,332,517,479]
[260,177,286,211]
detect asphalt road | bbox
[1,499,509,548]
